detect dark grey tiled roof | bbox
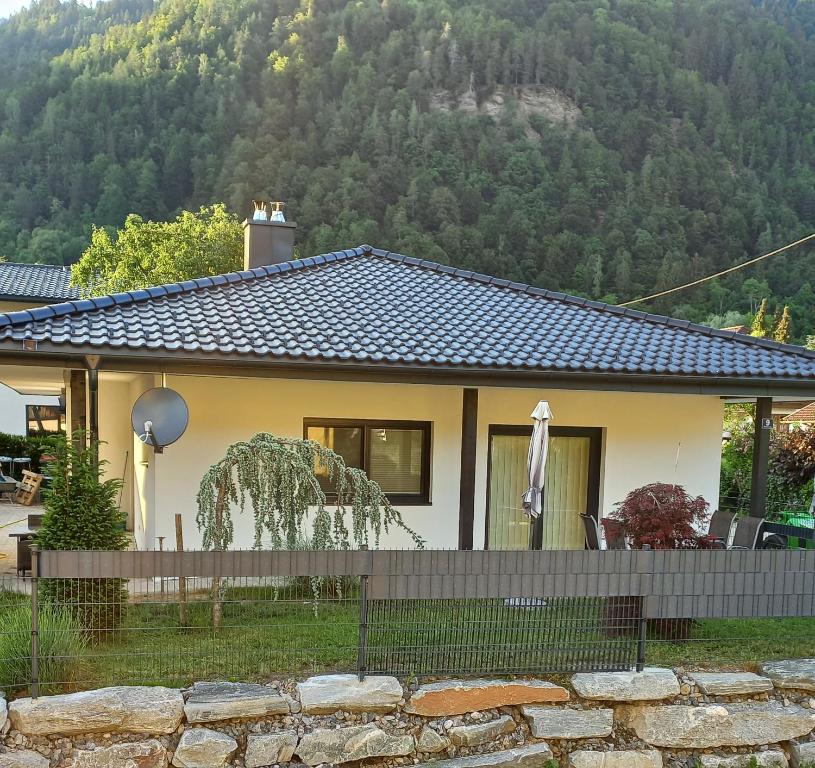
[0,262,79,301]
[0,245,814,381]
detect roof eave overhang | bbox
[0,343,813,398]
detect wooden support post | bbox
[175,513,188,627]
[458,388,478,550]
[750,397,773,518]
[68,370,87,448]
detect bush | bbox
[720,405,814,515]
[0,603,86,694]
[37,432,129,636]
[0,432,49,473]
[612,483,710,549]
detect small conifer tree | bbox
[37,432,129,636]
[772,305,791,343]
[750,298,769,338]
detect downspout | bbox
[85,355,101,464]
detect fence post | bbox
[30,544,40,699]
[636,544,652,673]
[357,545,370,682]
[636,615,647,673]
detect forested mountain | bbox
[2,0,815,335]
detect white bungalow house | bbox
[0,214,813,551]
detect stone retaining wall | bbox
[1,661,815,768]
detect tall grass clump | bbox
[0,604,86,693]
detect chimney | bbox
[243,200,297,269]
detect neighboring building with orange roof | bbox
[782,402,815,425]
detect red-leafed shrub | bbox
[612,483,710,549]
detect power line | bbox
[618,232,815,307]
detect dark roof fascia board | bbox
[1,347,814,398]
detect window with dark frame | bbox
[26,405,64,436]
[304,419,431,504]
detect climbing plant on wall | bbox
[196,433,424,626]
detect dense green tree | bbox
[71,204,243,295]
[0,0,814,339]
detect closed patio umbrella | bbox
[521,400,553,519]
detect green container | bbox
[778,510,814,549]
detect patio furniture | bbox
[9,530,35,576]
[14,470,43,506]
[600,518,629,550]
[581,514,602,550]
[0,473,17,504]
[730,514,766,550]
[706,509,737,549]
[12,457,31,478]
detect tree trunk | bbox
[211,483,226,630]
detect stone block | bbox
[791,740,815,768]
[9,687,184,736]
[172,728,237,768]
[448,715,516,746]
[698,751,788,767]
[571,668,679,702]
[244,731,298,767]
[689,672,773,696]
[184,682,289,723]
[522,706,613,739]
[405,678,569,716]
[619,701,815,748]
[567,750,663,768]
[297,674,402,714]
[71,740,168,768]
[0,751,50,768]
[416,743,554,767]
[761,660,815,692]
[295,724,413,766]
[417,726,450,753]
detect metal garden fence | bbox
[0,547,812,695]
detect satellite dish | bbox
[131,387,189,453]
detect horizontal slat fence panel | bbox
[38,548,815,620]
[37,548,373,579]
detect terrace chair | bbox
[706,509,737,549]
[730,514,766,550]
[600,518,629,550]
[581,514,603,550]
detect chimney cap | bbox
[269,201,286,222]
[252,200,268,221]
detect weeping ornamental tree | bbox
[197,433,424,626]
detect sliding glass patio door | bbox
[486,426,601,550]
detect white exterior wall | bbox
[473,388,724,549]
[0,382,59,435]
[95,374,724,550]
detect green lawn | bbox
[3,584,815,692]
[646,616,815,670]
